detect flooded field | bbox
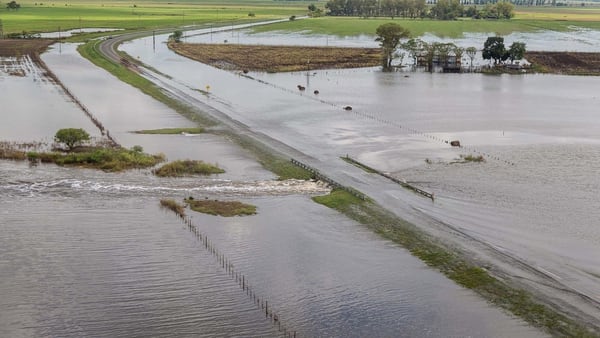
[119,26,600,321]
[0,48,548,336]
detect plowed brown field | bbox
[526,51,600,75]
[169,42,382,72]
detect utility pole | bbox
[152,30,155,51]
[0,19,4,39]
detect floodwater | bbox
[39,28,123,39]
[120,26,600,317]
[0,42,550,336]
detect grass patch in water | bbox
[134,127,204,135]
[312,189,365,211]
[26,146,165,172]
[451,154,485,164]
[160,198,186,217]
[185,197,256,217]
[312,189,598,337]
[152,160,224,177]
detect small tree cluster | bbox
[482,36,526,65]
[169,30,183,43]
[6,0,21,10]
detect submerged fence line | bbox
[163,207,299,338]
[240,73,515,166]
[32,53,119,147]
[343,155,434,201]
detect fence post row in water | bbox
[290,158,367,201]
[164,209,299,338]
[33,55,119,147]
[343,156,435,201]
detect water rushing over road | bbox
[116,26,600,323]
[0,47,551,336]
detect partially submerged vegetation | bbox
[160,198,186,217]
[185,197,257,217]
[312,189,598,337]
[133,127,204,135]
[169,42,381,72]
[452,154,485,163]
[152,160,224,177]
[1,137,164,171]
[27,146,165,172]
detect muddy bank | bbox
[527,51,600,75]
[168,42,382,72]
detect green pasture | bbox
[253,15,600,38]
[0,0,309,34]
[251,6,600,38]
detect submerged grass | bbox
[133,127,204,135]
[312,189,598,337]
[160,198,186,217]
[185,198,257,217]
[152,159,224,177]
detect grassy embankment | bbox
[313,189,598,337]
[152,159,224,177]
[78,38,312,180]
[0,0,308,35]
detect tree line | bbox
[324,0,514,19]
[375,23,526,71]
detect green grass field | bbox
[252,9,600,38]
[0,0,309,34]
[2,1,600,37]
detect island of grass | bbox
[185,197,257,217]
[152,159,224,177]
[168,42,382,72]
[134,127,204,135]
[26,146,165,172]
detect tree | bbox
[6,1,21,10]
[430,0,463,20]
[507,41,526,64]
[169,30,182,42]
[465,46,477,69]
[55,128,90,151]
[375,23,410,71]
[482,36,507,65]
[495,1,515,19]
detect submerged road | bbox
[95,25,600,331]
